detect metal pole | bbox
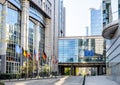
[32,32,34,78]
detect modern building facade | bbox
[90,8,102,36]
[58,36,106,75]
[0,0,61,75]
[102,0,120,84]
[58,0,66,37]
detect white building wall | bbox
[106,21,120,84]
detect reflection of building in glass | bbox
[58,36,104,63]
[0,0,61,74]
[102,0,120,83]
[58,36,106,75]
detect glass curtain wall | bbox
[28,20,34,58]
[58,39,78,63]
[39,25,45,65]
[58,38,104,63]
[6,6,21,73]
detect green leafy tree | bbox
[20,59,37,76]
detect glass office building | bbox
[0,0,52,74]
[58,36,105,63]
[90,8,102,36]
[102,0,120,83]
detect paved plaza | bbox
[3,76,119,85]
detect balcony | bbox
[102,20,119,39]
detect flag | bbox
[15,44,21,54]
[23,50,27,57]
[34,49,36,57]
[84,50,89,56]
[55,59,58,64]
[89,50,94,56]
[84,49,94,57]
[27,49,31,58]
[38,52,40,61]
[34,49,36,60]
[42,51,47,60]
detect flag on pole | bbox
[34,49,36,60]
[55,59,58,64]
[27,49,31,58]
[38,52,40,61]
[23,50,27,57]
[42,51,47,60]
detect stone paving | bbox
[85,76,119,85]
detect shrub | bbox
[0,82,5,85]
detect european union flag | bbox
[84,50,94,57]
[84,50,89,56]
[89,50,94,56]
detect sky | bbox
[63,0,102,36]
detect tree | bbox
[20,59,37,77]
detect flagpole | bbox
[20,46,23,78]
[37,53,39,78]
[26,12,28,78]
[32,32,34,78]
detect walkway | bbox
[85,76,119,85]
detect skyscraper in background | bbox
[58,0,66,37]
[90,8,102,36]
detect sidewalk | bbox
[85,76,119,85]
[0,76,63,82]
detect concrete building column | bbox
[99,66,103,75]
[70,65,75,75]
[21,0,29,50]
[21,0,29,77]
[1,1,8,73]
[45,18,56,73]
[34,22,40,76]
[45,18,51,58]
[73,66,76,76]
[34,22,40,61]
[61,66,64,75]
[97,67,100,75]
[97,66,103,75]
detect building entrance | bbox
[58,62,106,76]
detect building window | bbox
[6,5,21,73]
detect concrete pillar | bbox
[34,22,40,76]
[21,0,29,50]
[61,66,64,75]
[70,65,74,75]
[34,22,40,61]
[99,66,103,75]
[58,65,62,75]
[1,1,8,73]
[97,67,100,75]
[74,66,76,76]
[21,0,30,77]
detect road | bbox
[5,76,83,85]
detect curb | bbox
[0,76,63,82]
